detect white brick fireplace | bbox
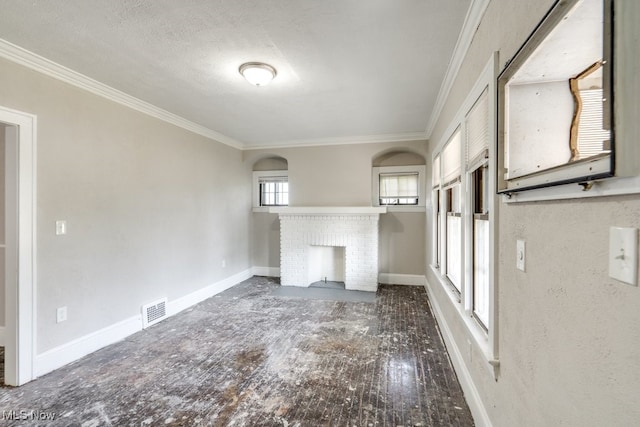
[271,207,386,292]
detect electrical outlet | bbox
[56,306,67,323]
[221,259,226,268]
[55,220,67,235]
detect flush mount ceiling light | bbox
[239,62,277,86]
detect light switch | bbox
[55,220,67,235]
[609,227,638,286]
[516,240,526,272]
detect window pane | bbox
[259,177,288,206]
[446,214,462,291]
[379,173,419,205]
[473,218,490,328]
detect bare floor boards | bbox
[0,277,473,426]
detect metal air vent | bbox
[141,298,168,328]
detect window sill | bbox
[252,207,280,213]
[503,174,640,203]
[376,205,426,213]
[429,264,499,378]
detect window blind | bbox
[380,173,418,198]
[432,155,441,188]
[577,89,611,159]
[466,87,489,166]
[258,176,288,184]
[442,129,462,185]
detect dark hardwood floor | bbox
[0,277,474,426]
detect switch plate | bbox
[609,226,638,286]
[56,306,67,323]
[516,240,526,272]
[55,220,67,235]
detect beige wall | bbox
[0,58,252,353]
[426,0,640,425]
[251,212,280,269]
[379,212,425,275]
[245,141,427,275]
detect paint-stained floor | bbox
[0,277,474,426]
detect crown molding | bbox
[424,0,490,139]
[242,131,427,151]
[0,39,244,149]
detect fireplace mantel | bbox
[269,206,387,215]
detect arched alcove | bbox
[372,149,426,167]
[252,156,288,171]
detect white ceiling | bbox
[0,0,473,149]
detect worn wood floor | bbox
[0,277,474,426]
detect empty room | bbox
[0,0,639,426]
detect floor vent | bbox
[141,298,168,329]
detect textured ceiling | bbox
[0,0,472,148]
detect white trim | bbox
[242,132,427,151]
[0,326,5,346]
[168,269,252,316]
[0,39,243,150]
[503,174,640,203]
[1,106,37,386]
[383,206,426,213]
[378,273,426,286]
[424,278,493,427]
[251,266,281,277]
[35,315,142,378]
[34,269,253,378]
[252,207,271,213]
[269,206,387,215]
[425,0,491,138]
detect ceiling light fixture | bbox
[239,62,277,86]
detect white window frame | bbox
[372,165,426,212]
[432,155,442,269]
[252,170,289,212]
[430,53,499,377]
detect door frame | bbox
[1,105,36,386]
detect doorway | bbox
[0,122,7,385]
[0,106,36,386]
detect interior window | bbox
[379,173,419,205]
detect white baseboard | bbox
[424,279,493,427]
[378,273,426,286]
[168,268,253,315]
[0,326,5,346]
[251,266,281,277]
[34,268,253,379]
[35,315,141,378]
